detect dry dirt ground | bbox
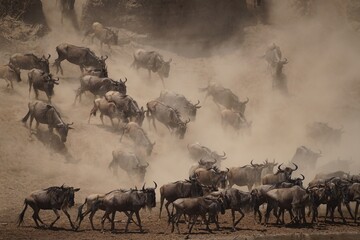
[1,1,360,239]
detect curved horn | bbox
[226,167,230,173]
[283,58,288,64]
[142,183,146,191]
[292,163,298,171]
[300,174,305,180]
[195,100,200,106]
[220,151,226,158]
[243,97,249,104]
[47,54,51,60]
[185,118,191,124]
[153,181,157,189]
[123,77,127,83]
[250,159,255,167]
[67,122,74,126]
[278,163,283,171]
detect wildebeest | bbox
[54,43,108,75]
[220,108,251,133]
[9,53,50,73]
[261,163,298,185]
[22,100,73,142]
[227,160,265,191]
[159,178,204,220]
[260,159,278,179]
[291,146,321,171]
[88,97,121,127]
[100,182,157,232]
[342,183,360,223]
[324,181,347,223]
[120,122,155,156]
[195,166,229,189]
[189,158,218,179]
[83,66,108,78]
[108,149,149,183]
[74,76,126,104]
[200,82,249,114]
[131,49,172,87]
[171,195,226,234]
[58,0,79,30]
[28,69,59,103]
[105,90,146,126]
[146,100,190,139]
[308,171,350,188]
[17,185,80,229]
[157,89,201,121]
[0,64,21,89]
[264,185,309,225]
[83,22,118,49]
[307,122,344,145]
[187,142,226,165]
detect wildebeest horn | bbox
[47,54,51,60]
[185,118,190,124]
[278,163,283,171]
[250,159,255,167]
[226,167,230,173]
[300,174,305,180]
[142,183,146,191]
[243,97,249,104]
[291,163,298,171]
[68,122,74,126]
[101,55,108,61]
[153,181,157,189]
[124,77,127,83]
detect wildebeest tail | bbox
[17,200,28,226]
[76,200,87,222]
[21,108,31,123]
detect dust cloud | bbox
[0,0,360,214]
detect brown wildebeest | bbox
[28,69,59,103]
[83,22,118,49]
[131,49,172,87]
[221,108,251,133]
[0,64,21,89]
[120,122,155,156]
[9,53,51,73]
[17,185,80,229]
[195,166,229,189]
[88,97,122,127]
[22,100,73,142]
[261,163,298,185]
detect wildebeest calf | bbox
[28,69,59,103]
[0,64,21,89]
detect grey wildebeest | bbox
[108,149,149,183]
[58,0,79,30]
[187,142,227,166]
[131,49,172,87]
[9,53,50,73]
[189,158,219,179]
[54,43,108,75]
[171,195,226,234]
[22,100,73,142]
[227,160,266,191]
[260,159,278,179]
[105,90,146,126]
[159,178,204,220]
[342,182,360,223]
[157,89,201,121]
[200,82,249,114]
[307,122,344,145]
[264,185,309,225]
[100,182,157,232]
[74,76,126,104]
[88,97,122,127]
[261,163,298,185]
[28,69,59,103]
[0,64,21,89]
[120,122,155,156]
[290,146,321,171]
[308,171,350,188]
[220,108,251,133]
[146,100,190,139]
[195,166,229,189]
[84,22,118,49]
[17,185,80,229]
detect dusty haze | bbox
[0,0,359,224]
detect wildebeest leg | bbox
[188,214,198,234]
[110,211,116,232]
[125,211,134,233]
[34,89,39,100]
[337,204,346,223]
[164,201,172,222]
[159,75,165,88]
[50,209,60,227]
[89,210,97,230]
[101,211,110,232]
[29,204,42,227]
[63,208,75,229]
[135,211,143,233]
[74,87,84,105]
[9,79,13,89]
[234,209,245,227]
[325,204,329,222]
[110,117,115,127]
[100,113,105,125]
[345,203,354,220]
[47,94,52,103]
[29,115,35,134]
[355,201,359,223]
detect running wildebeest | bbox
[54,43,108,75]
[108,149,149,182]
[290,146,321,171]
[120,122,155,156]
[146,100,190,139]
[74,76,126,104]
[199,81,249,114]
[17,185,80,229]
[82,66,108,78]
[100,182,157,233]
[0,64,21,89]
[28,69,59,103]
[220,108,252,133]
[88,97,122,127]
[157,89,201,121]
[83,22,118,49]
[131,49,172,87]
[22,100,73,142]
[9,53,51,73]
[58,0,79,30]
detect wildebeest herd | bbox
[1,19,358,235]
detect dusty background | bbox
[0,0,360,239]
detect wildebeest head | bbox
[43,74,59,97]
[8,64,22,82]
[186,177,204,197]
[56,122,74,142]
[141,182,157,208]
[158,57,172,78]
[276,163,298,180]
[134,162,149,182]
[134,106,146,126]
[113,77,127,94]
[175,118,190,139]
[263,158,278,171]
[290,174,305,187]
[98,55,108,69]
[275,58,288,75]
[66,186,80,207]
[39,54,51,73]
[185,100,201,120]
